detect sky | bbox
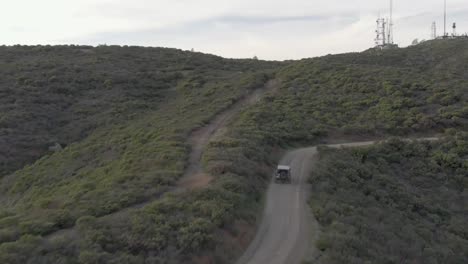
[1,0,467,60]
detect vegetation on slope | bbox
[0,45,279,263]
[198,39,468,262]
[274,39,467,138]
[309,132,468,264]
[0,39,467,263]
[0,45,277,178]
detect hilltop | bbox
[0,39,467,263]
[0,45,280,177]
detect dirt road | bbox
[237,139,438,264]
[235,146,320,264]
[45,80,279,241]
[178,79,279,189]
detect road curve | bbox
[236,139,438,264]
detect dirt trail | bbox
[179,80,279,189]
[236,137,439,264]
[45,80,279,241]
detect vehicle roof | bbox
[277,165,291,170]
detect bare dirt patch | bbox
[178,172,214,190]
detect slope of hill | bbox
[202,38,468,262]
[309,133,467,264]
[0,45,278,178]
[0,45,281,263]
[0,39,467,263]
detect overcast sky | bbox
[1,0,467,60]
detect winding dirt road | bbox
[43,72,437,261]
[178,79,279,189]
[45,80,279,241]
[237,139,438,264]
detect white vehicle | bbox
[275,165,291,184]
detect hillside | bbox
[202,38,468,263]
[309,133,467,264]
[0,45,279,178]
[1,39,467,263]
[0,45,281,263]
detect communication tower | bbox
[375,17,387,47]
[374,1,398,49]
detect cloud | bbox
[63,13,359,59]
[204,15,330,25]
[1,0,467,59]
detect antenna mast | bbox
[444,0,447,37]
[431,22,437,39]
[388,0,394,44]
